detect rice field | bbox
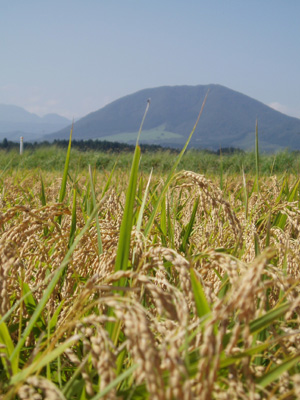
[1,157,300,399]
[2,108,300,398]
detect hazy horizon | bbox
[1,1,300,120]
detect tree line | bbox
[0,137,244,155]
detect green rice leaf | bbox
[40,173,46,206]
[114,99,151,273]
[101,160,118,199]
[22,282,45,327]
[136,169,153,233]
[219,341,272,369]
[49,301,65,332]
[10,335,80,385]
[0,318,18,375]
[276,179,300,229]
[181,196,199,252]
[89,165,103,254]
[90,364,138,400]
[0,157,13,182]
[58,122,73,204]
[190,267,211,319]
[219,147,223,190]
[68,188,77,248]
[257,354,300,388]
[160,195,167,246]
[114,145,140,273]
[242,166,248,219]
[144,91,208,237]
[249,302,290,334]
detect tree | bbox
[2,138,8,149]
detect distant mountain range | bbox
[3,85,300,151]
[44,85,300,152]
[0,104,71,142]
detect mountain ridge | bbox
[44,84,300,151]
[0,104,71,141]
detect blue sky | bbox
[1,1,300,119]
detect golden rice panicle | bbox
[142,246,196,319]
[18,376,65,400]
[177,170,242,237]
[64,347,94,397]
[162,345,193,400]
[0,249,11,316]
[106,298,165,400]
[76,322,117,399]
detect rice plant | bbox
[1,105,300,399]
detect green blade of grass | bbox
[167,194,175,249]
[136,169,153,233]
[249,302,290,334]
[90,364,139,400]
[190,267,211,319]
[109,101,151,347]
[101,160,118,199]
[132,169,153,266]
[254,233,260,256]
[40,172,47,206]
[10,335,81,385]
[49,300,65,332]
[256,354,300,388]
[0,319,18,375]
[275,176,288,204]
[181,196,199,253]
[58,122,73,205]
[219,147,223,190]
[265,212,271,248]
[0,157,13,182]
[144,91,208,238]
[242,165,248,219]
[160,195,167,246]
[68,188,77,248]
[219,341,273,369]
[136,99,151,145]
[222,301,291,350]
[114,99,151,273]
[114,145,140,273]
[89,165,103,255]
[275,179,300,229]
[62,354,90,396]
[22,282,45,327]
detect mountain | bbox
[46,84,300,151]
[0,104,71,142]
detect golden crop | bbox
[1,166,300,399]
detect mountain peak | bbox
[0,104,71,142]
[44,85,300,152]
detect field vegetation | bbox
[1,142,300,176]
[1,108,300,398]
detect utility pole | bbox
[20,136,24,155]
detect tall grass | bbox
[1,146,300,176]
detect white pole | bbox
[20,136,24,155]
